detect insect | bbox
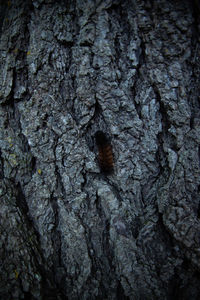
[95,131,114,174]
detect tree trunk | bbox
[0,0,200,299]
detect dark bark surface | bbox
[0,0,200,299]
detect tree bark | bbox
[0,0,200,299]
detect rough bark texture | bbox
[0,0,200,299]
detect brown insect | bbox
[95,131,114,174]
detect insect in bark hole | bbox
[95,131,114,174]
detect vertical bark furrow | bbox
[0,0,200,299]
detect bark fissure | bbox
[1,0,200,299]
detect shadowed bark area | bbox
[0,0,200,299]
